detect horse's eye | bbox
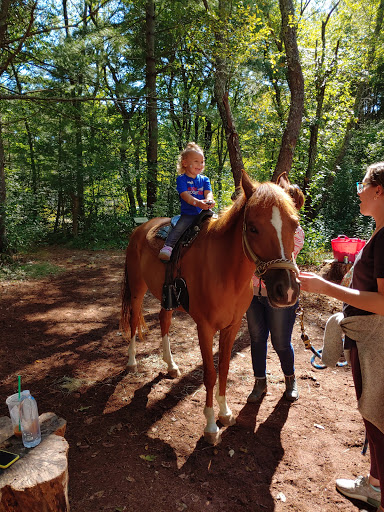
[249,225,258,234]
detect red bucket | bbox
[331,235,366,263]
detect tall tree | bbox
[211,0,244,189]
[0,0,37,254]
[304,2,340,198]
[145,0,158,213]
[271,0,304,181]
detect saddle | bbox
[158,209,213,312]
[156,209,213,247]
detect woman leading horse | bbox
[121,170,300,444]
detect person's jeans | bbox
[165,215,197,248]
[246,295,298,378]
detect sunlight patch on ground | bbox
[1,351,80,387]
[25,304,115,322]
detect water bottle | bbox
[19,391,41,448]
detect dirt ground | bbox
[0,248,376,512]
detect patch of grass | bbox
[56,376,85,393]
[0,261,64,281]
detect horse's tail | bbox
[120,259,147,341]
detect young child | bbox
[159,142,215,261]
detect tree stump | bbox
[0,413,69,512]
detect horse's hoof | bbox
[204,430,222,445]
[219,414,236,427]
[127,364,137,373]
[168,368,181,378]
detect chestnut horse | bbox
[120,171,300,444]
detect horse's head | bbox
[241,171,300,308]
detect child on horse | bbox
[159,142,215,261]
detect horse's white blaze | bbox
[271,206,297,303]
[204,406,219,434]
[271,206,285,258]
[161,334,179,372]
[287,286,294,303]
[216,393,232,418]
[127,334,137,367]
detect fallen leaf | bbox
[140,454,156,462]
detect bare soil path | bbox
[0,248,375,511]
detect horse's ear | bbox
[276,171,291,191]
[241,170,256,199]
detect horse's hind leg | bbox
[159,308,180,378]
[121,258,147,372]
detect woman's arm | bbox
[299,272,384,316]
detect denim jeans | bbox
[165,215,197,248]
[246,295,298,378]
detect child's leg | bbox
[164,215,196,248]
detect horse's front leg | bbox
[159,308,180,378]
[127,334,137,372]
[197,324,220,445]
[216,322,242,427]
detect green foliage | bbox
[298,217,328,265]
[0,260,64,281]
[1,0,384,260]
[64,214,132,250]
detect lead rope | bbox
[296,304,326,370]
[296,303,349,371]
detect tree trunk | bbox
[213,0,244,190]
[145,0,158,214]
[272,0,304,182]
[303,4,339,207]
[121,118,136,215]
[0,114,9,255]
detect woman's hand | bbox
[298,271,328,294]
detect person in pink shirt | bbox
[246,183,305,403]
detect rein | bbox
[242,221,299,278]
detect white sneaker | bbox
[336,475,381,508]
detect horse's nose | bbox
[271,274,298,306]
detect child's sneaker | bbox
[158,245,173,261]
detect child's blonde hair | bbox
[177,142,205,175]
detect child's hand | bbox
[204,200,215,209]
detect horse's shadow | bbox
[181,397,291,510]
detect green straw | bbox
[18,375,21,431]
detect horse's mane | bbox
[248,182,298,219]
[208,191,247,234]
[208,180,297,235]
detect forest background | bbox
[1,0,383,264]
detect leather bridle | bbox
[242,221,299,278]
